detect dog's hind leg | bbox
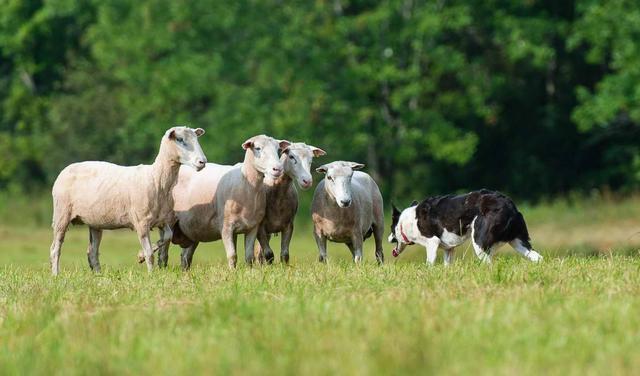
[471,217,492,264]
[509,239,543,262]
[444,248,454,266]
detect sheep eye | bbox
[327,176,333,181]
[254,147,262,151]
[176,137,184,143]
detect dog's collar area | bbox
[400,223,414,245]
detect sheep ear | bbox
[194,128,205,137]
[349,162,365,170]
[168,129,177,140]
[310,146,326,158]
[316,165,328,174]
[242,139,254,150]
[279,140,292,151]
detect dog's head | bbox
[388,204,402,244]
[388,200,418,257]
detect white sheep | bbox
[255,142,326,264]
[158,135,290,269]
[49,126,206,275]
[311,161,385,264]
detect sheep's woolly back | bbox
[51,126,203,232]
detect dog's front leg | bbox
[424,237,439,265]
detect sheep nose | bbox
[272,166,283,176]
[340,199,351,207]
[195,159,206,169]
[302,178,311,187]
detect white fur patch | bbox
[509,239,543,262]
[440,228,467,249]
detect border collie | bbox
[388,189,542,265]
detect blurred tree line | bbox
[2,0,640,202]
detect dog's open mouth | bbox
[392,241,414,257]
[392,246,406,257]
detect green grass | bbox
[2,195,640,374]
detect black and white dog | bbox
[388,190,542,265]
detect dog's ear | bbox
[409,200,418,207]
[392,203,400,216]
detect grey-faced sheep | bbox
[158,135,289,269]
[311,161,384,264]
[255,142,326,264]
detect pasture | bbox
[1,195,640,374]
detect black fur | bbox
[391,189,531,252]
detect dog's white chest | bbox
[440,228,467,248]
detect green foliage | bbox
[3,1,640,199]
[570,0,640,130]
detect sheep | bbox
[157,135,290,269]
[311,161,384,264]
[49,126,207,275]
[254,142,326,264]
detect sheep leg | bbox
[372,223,384,265]
[138,231,155,272]
[136,226,173,264]
[180,242,199,271]
[86,227,103,272]
[256,225,274,264]
[346,242,356,258]
[49,220,70,276]
[157,224,173,268]
[244,227,258,265]
[350,235,364,264]
[280,222,294,264]
[221,225,237,268]
[314,230,328,263]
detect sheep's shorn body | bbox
[161,135,290,269]
[49,126,206,275]
[311,161,384,264]
[255,143,326,264]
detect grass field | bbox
[2,195,640,374]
